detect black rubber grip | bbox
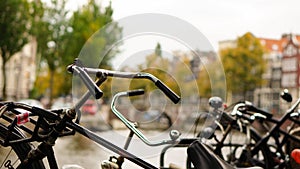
[127,89,145,97]
[155,80,180,104]
[248,106,272,119]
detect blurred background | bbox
[1,0,300,128]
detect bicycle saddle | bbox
[187,140,262,169]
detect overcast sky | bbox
[100,0,300,47]
[66,0,300,67]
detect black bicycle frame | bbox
[248,98,300,164]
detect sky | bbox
[99,0,300,48]
[67,0,300,68]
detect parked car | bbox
[82,99,99,115]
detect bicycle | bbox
[0,58,182,169]
[237,99,300,169]
[199,93,300,169]
[183,97,272,168]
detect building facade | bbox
[219,33,300,114]
[281,34,300,98]
[0,37,38,100]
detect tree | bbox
[220,32,266,100]
[0,0,38,99]
[155,43,162,57]
[66,0,122,68]
[64,1,122,102]
[33,0,70,104]
[33,0,122,103]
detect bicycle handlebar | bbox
[68,63,181,104]
[110,90,179,146]
[244,101,273,119]
[231,98,300,122]
[81,67,181,104]
[126,89,145,96]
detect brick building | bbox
[219,33,300,114]
[281,34,300,99]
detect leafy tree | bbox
[197,61,226,99]
[197,66,211,98]
[66,0,122,68]
[220,32,266,99]
[64,1,122,102]
[0,0,39,99]
[130,46,171,92]
[33,0,70,103]
[33,0,122,103]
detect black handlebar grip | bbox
[155,80,180,104]
[248,106,272,119]
[127,89,145,97]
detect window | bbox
[284,44,297,56]
[282,57,297,71]
[281,73,296,87]
[272,44,278,51]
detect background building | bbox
[220,33,300,114]
[0,37,38,100]
[281,34,300,98]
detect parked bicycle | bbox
[0,59,182,169]
[182,97,271,168]
[193,90,300,169]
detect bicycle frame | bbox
[0,59,181,169]
[230,99,300,167]
[252,98,300,157]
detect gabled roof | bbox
[258,34,300,52]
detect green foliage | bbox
[197,66,211,98]
[197,61,227,99]
[33,0,122,101]
[66,1,122,68]
[34,0,70,101]
[0,0,41,99]
[155,43,162,57]
[33,66,67,98]
[221,32,266,97]
[131,52,172,92]
[0,0,31,61]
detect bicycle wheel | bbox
[213,126,273,168]
[0,123,46,169]
[187,126,273,169]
